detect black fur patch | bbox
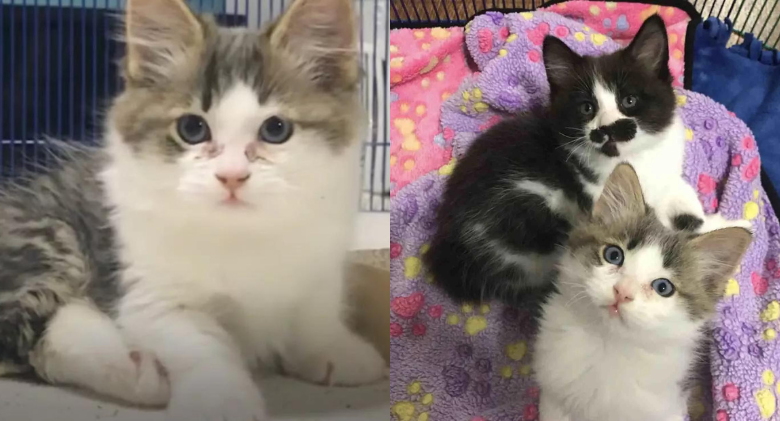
[601,141,619,157]
[590,128,608,144]
[607,119,638,143]
[672,214,704,231]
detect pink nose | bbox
[215,172,251,191]
[613,285,634,304]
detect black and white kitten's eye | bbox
[603,245,624,266]
[176,114,211,145]
[578,102,595,117]
[259,116,294,144]
[651,278,675,297]
[621,95,638,109]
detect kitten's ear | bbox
[690,227,752,295]
[124,0,204,86]
[543,36,582,95]
[270,0,359,90]
[625,15,670,81]
[592,163,646,223]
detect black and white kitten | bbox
[425,16,738,303]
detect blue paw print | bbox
[433,133,446,148]
[616,15,630,31]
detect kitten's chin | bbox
[219,196,253,208]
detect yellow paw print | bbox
[760,297,780,341]
[392,380,434,421]
[394,119,421,152]
[724,278,740,297]
[764,328,776,341]
[404,256,422,279]
[640,5,661,20]
[761,301,780,322]
[446,303,490,336]
[590,33,607,46]
[439,157,456,175]
[420,57,439,75]
[460,88,489,114]
[744,201,760,220]
[754,369,779,418]
[499,340,530,379]
[431,27,450,40]
[574,32,585,42]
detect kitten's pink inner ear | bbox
[592,163,645,222]
[270,0,358,87]
[124,0,203,82]
[272,0,355,50]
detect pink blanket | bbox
[389,27,471,194]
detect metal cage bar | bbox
[0,0,389,212]
[390,0,780,49]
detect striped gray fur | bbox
[0,144,120,373]
[0,0,360,378]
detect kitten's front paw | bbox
[128,350,171,407]
[167,367,267,421]
[701,213,753,233]
[285,332,387,386]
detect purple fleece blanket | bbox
[390,11,780,421]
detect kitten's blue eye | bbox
[259,116,293,144]
[579,102,595,116]
[176,114,211,145]
[621,95,638,109]
[651,278,675,297]
[603,245,624,265]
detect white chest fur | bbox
[99,129,358,362]
[534,293,699,421]
[582,114,703,228]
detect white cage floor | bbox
[0,375,389,421]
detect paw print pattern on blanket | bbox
[391,380,435,421]
[445,303,490,336]
[392,11,780,421]
[389,27,471,194]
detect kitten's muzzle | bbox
[590,119,638,158]
[590,118,637,144]
[589,119,638,145]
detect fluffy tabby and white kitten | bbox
[0,0,385,419]
[425,16,727,303]
[534,164,752,421]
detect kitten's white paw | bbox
[285,333,387,386]
[166,367,267,421]
[701,213,753,233]
[128,350,171,407]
